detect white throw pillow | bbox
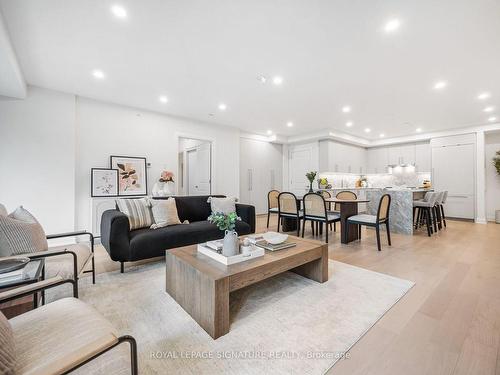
[208,196,237,215]
[116,198,153,230]
[150,198,183,229]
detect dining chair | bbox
[331,191,358,232]
[267,190,280,228]
[302,193,340,243]
[277,192,303,236]
[320,191,334,231]
[346,194,392,251]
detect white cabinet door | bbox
[387,145,400,165]
[432,144,475,219]
[415,143,431,172]
[399,144,416,165]
[367,147,388,173]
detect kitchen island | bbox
[318,187,432,235]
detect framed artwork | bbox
[91,168,119,197]
[110,156,148,196]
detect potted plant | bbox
[208,212,242,256]
[306,171,317,192]
[493,151,500,223]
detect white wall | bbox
[485,132,500,221]
[0,87,75,234]
[1,86,241,233]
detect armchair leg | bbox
[120,262,125,274]
[91,256,96,284]
[121,335,139,375]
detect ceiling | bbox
[1,0,500,139]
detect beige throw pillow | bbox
[116,198,153,230]
[208,196,237,215]
[150,198,184,229]
[0,206,48,257]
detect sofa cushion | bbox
[0,206,48,257]
[116,198,153,230]
[0,311,15,375]
[208,196,236,214]
[171,195,224,223]
[129,220,252,261]
[44,243,93,280]
[150,198,182,229]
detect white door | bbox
[289,147,313,195]
[187,143,211,195]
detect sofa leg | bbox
[120,262,125,273]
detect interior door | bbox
[187,142,212,195]
[289,146,313,195]
[187,149,198,195]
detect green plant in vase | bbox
[306,171,317,192]
[208,212,241,256]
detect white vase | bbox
[152,182,165,197]
[164,181,175,195]
[222,230,239,257]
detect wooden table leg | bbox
[166,253,230,339]
[340,202,359,244]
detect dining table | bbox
[325,198,370,244]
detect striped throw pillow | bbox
[0,206,48,257]
[116,198,153,230]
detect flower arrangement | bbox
[493,151,500,175]
[159,170,174,183]
[208,212,241,231]
[306,171,317,192]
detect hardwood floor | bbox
[92,214,500,375]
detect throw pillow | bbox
[0,204,7,217]
[0,312,16,375]
[116,198,153,230]
[150,198,183,229]
[0,206,48,257]
[207,196,237,215]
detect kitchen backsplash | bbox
[319,171,431,188]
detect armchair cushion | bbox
[45,243,93,279]
[0,206,48,257]
[0,312,15,375]
[9,297,126,375]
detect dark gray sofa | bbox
[100,195,255,272]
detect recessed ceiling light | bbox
[286,121,293,127]
[379,133,385,138]
[110,5,127,19]
[342,106,351,113]
[477,92,491,100]
[272,76,283,85]
[257,76,267,83]
[484,106,494,112]
[92,69,105,79]
[488,116,497,122]
[384,19,401,33]
[364,128,371,133]
[345,121,353,127]
[218,103,227,111]
[433,81,447,90]
[158,95,168,103]
[416,128,422,133]
[266,130,273,135]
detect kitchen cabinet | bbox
[415,142,431,172]
[240,138,283,214]
[388,144,416,165]
[367,147,389,174]
[320,140,367,174]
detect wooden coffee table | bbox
[165,235,328,339]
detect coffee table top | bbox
[167,235,325,280]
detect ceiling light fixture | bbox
[286,121,293,127]
[416,128,422,133]
[158,95,168,103]
[218,103,227,111]
[266,130,273,135]
[477,92,490,100]
[342,106,351,113]
[364,128,371,133]
[488,116,497,122]
[257,76,267,83]
[484,106,495,112]
[110,5,127,19]
[433,81,447,90]
[345,121,353,127]
[92,69,105,79]
[272,76,283,85]
[384,19,401,33]
[379,133,385,138]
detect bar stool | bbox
[433,191,444,231]
[439,191,448,228]
[413,192,438,236]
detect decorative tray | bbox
[0,257,30,274]
[197,244,265,265]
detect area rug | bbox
[54,260,414,374]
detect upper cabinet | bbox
[387,144,416,165]
[367,147,389,174]
[415,142,431,172]
[319,140,367,174]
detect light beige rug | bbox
[51,260,414,374]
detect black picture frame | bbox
[110,156,148,196]
[91,168,119,197]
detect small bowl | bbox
[263,232,288,245]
